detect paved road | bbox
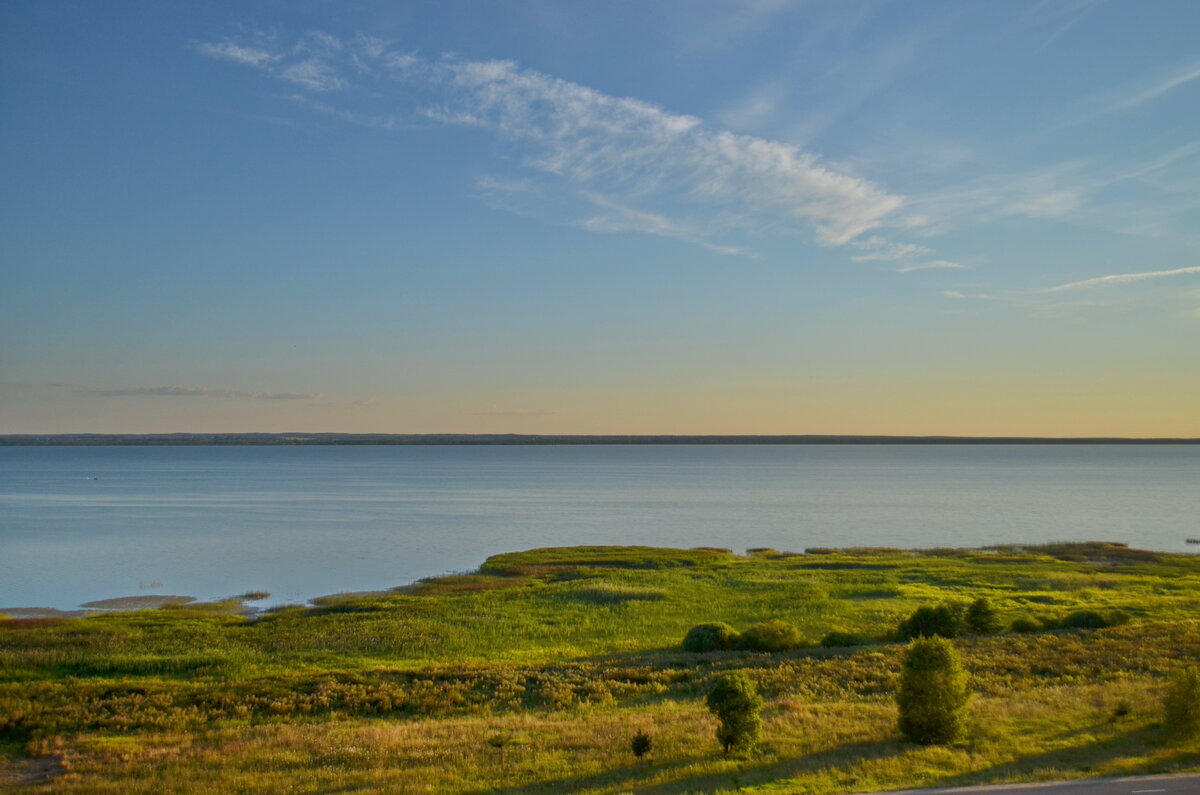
[860,773,1200,795]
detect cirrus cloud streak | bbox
[1038,265,1200,293]
[197,33,915,252]
[80,385,324,400]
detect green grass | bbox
[1,542,1198,792]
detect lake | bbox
[2,444,1197,610]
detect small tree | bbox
[964,597,1001,635]
[897,636,970,745]
[683,622,740,652]
[631,731,653,759]
[898,604,962,640]
[1164,666,1200,740]
[705,672,763,755]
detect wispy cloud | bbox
[896,259,967,273]
[80,385,324,400]
[280,59,344,92]
[195,41,278,67]
[1038,265,1200,293]
[197,32,913,253]
[574,192,747,256]
[850,236,931,262]
[1111,61,1200,112]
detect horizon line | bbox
[3,432,1199,445]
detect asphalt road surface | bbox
[861,774,1200,795]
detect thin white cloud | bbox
[896,259,968,273]
[1007,190,1081,219]
[942,290,967,299]
[195,41,277,67]
[850,235,931,262]
[575,192,747,256]
[1038,265,1200,293]
[1112,61,1200,111]
[195,33,909,252]
[280,59,344,92]
[82,386,324,400]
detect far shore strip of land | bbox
[3,432,1200,446]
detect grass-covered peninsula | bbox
[3,542,1199,792]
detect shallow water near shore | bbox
[2,444,1197,610]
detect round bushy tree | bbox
[898,604,962,640]
[705,672,763,754]
[1164,666,1200,740]
[897,636,970,745]
[736,619,802,652]
[682,622,740,652]
[1059,610,1109,630]
[1009,616,1040,633]
[964,597,1002,635]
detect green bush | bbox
[898,604,962,640]
[1060,609,1130,631]
[964,597,1002,635]
[682,622,740,652]
[897,636,970,745]
[819,630,868,648]
[705,672,763,755]
[1106,609,1132,626]
[631,731,652,758]
[1010,616,1040,633]
[1164,666,1200,739]
[737,619,802,652]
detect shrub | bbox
[1164,666,1200,739]
[898,604,962,640]
[964,597,1002,635]
[1036,614,1062,630]
[1010,616,1040,633]
[897,636,970,745]
[705,672,763,755]
[1060,610,1108,630]
[682,622,740,652]
[737,620,802,652]
[631,731,652,758]
[1059,609,1130,631]
[819,630,868,648]
[1106,609,1132,626]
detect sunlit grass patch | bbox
[481,545,736,575]
[569,582,670,604]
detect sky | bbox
[1,0,1198,437]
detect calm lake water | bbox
[2,444,1197,610]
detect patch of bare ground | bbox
[0,755,66,786]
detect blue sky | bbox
[2,0,1198,435]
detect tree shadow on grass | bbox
[457,737,905,795]
[457,755,703,795]
[930,725,1200,790]
[635,738,905,795]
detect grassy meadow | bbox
[2,541,1199,792]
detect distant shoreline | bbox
[3,433,1199,446]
